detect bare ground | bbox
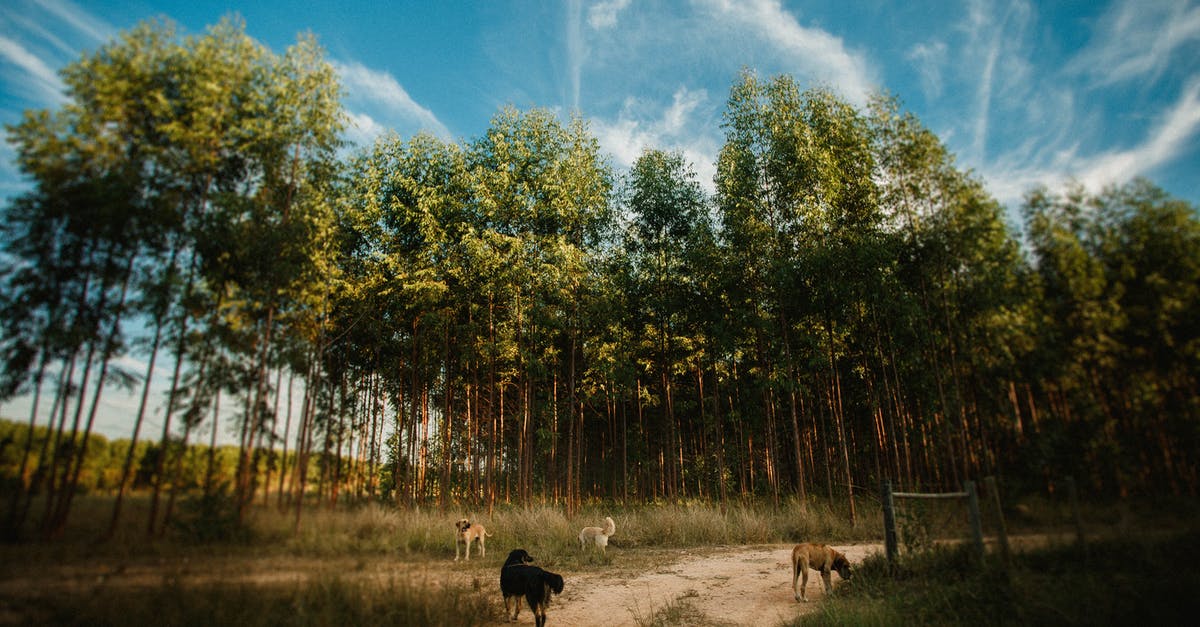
[0,543,882,627]
[542,543,878,627]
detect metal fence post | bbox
[881,479,898,563]
[964,480,985,561]
[985,476,1011,568]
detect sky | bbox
[1,0,1199,441]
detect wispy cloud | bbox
[30,0,112,45]
[694,0,876,104]
[592,86,720,191]
[1078,80,1200,188]
[334,60,451,143]
[567,0,584,110]
[907,41,947,99]
[1068,0,1200,87]
[960,0,1035,164]
[0,0,113,108]
[0,34,66,104]
[979,81,1200,206]
[588,0,633,30]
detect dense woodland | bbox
[1,18,1197,540]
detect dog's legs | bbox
[795,560,810,602]
[455,538,461,561]
[479,535,485,559]
[821,569,833,594]
[792,559,801,601]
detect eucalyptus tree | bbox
[1,19,189,537]
[223,32,344,519]
[1023,180,1200,495]
[619,149,710,499]
[467,107,610,504]
[870,96,1034,488]
[340,130,467,505]
[715,71,883,514]
[138,17,276,535]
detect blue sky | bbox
[1,0,1198,439]
[3,0,1199,211]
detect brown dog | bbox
[454,518,491,561]
[791,542,851,602]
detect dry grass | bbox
[0,492,895,626]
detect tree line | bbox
[1,18,1197,540]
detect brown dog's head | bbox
[833,553,852,581]
[455,519,471,533]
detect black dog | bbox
[500,549,564,626]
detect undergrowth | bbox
[11,574,494,627]
[793,530,1200,626]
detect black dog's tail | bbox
[543,572,564,595]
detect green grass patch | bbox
[795,531,1200,626]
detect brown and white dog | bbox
[791,542,852,602]
[578,516,616,552]
[454,518,491,561]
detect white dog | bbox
[578,516,616,552]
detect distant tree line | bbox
[1,18,1197,540]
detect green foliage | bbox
[169,481,251,544]
[2,9,1197,533]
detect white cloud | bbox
[907,41,947,99]
[959,0,1035,164]
[334,60,451,142]
[31,0,111,45]
[978,81,1200,206]
[568,0,584,109]
[694,0,876,105]
[592,86,719,191]
[589,0,633,30]
[1078,80,1200,188]
[1068,0,1200,87]
[0,34,66,104]
[342,111,390,148]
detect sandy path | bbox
[540,543,880,627]
[0,543,883,627]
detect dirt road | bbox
[541,543,879,627]
[0,542,881,627]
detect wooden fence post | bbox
[1065,475,1086,550]
[964,480,984,561]
[881,479,898,563]
[985,476,1011,568]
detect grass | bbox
[7,573,495,627]
[0,492,877,626]
[4,491,1197,626]
[792,530,1200,626]
[630,589,734,627]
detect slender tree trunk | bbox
[276,371,295,509]
[4,348,49,540]
[51,256,135,537]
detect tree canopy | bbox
[2,21,1197,539]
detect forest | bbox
[2,17,1198,542]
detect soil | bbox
[0,543,882,627]
[544,543,878,627]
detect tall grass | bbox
[793,530,1200,626]
[15,574,495,627]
